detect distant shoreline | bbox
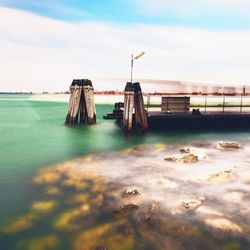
[2,93,250,108]
[1,92,250,96]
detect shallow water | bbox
[1,94,250,249]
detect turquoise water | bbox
[1,94,250,249]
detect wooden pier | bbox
[103,83,250,131]
[65,79,96,125]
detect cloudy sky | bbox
[0,0,250,92]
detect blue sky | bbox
[1,0,250,29]
[0,1,250,92]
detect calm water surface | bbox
[1,94,250,249]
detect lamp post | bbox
[130,51,145,83]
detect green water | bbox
[1,94,250,249]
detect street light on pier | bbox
[130,51,145,83]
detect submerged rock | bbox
[62,171,89,190]
[216,141,241,150]
[209,170,235,182]
[164,156,179,162]
[1,214,36,234]
[181,154,199,163]
[164,154,198,164]
[73,220,135,250]
[69,193,89,204]
[112,203,139,215]
[54,205,90,231]
[19,235,59,250]
[45,186,61,196]
[33,168,61,185]
[31,200,56,214]
[182,199,202,210]
[2,200,57,234]
[122,187,140,198]
[180,147,190,154]
[204,218,242,233]
[143,203,157,224]
[90,194,104,207]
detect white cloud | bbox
[0,7,250,92]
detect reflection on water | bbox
[1,142,250,249]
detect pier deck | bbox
[103,91,250,131]
[147,111,250,130]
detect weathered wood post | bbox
[133,82,148,130]
[123,82,134,132]
[83,80,96,124]
[70,84,82,124]
[79,87,86,124]
[65,79,96,125]
[65,83,76,124]
[65,80,82,125]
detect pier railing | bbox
[144,94,250,113]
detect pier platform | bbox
[103,92,250,131]
[147,111,250,130]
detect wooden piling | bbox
[69,85,82,124]
[65,79,96,125]
[123,82,134,132]
[65,85,75,124]
[133,82,148,130]
[83,84,96,124]
[79,88,86,124]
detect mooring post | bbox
[123,82,134,132]
[79,87,86,124]
[133,82,148,130]
[67,81,81,124]
[65,79,96,125]
[70,84,82,124]
[83,81,96,124]
[65,84,76,124]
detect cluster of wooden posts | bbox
[65,79,148,132]
[65,79,96,125]
[123,82,148,132]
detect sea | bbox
[0,94,250,250]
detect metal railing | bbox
[144,94,250,113]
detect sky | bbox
[0,0,250,92]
